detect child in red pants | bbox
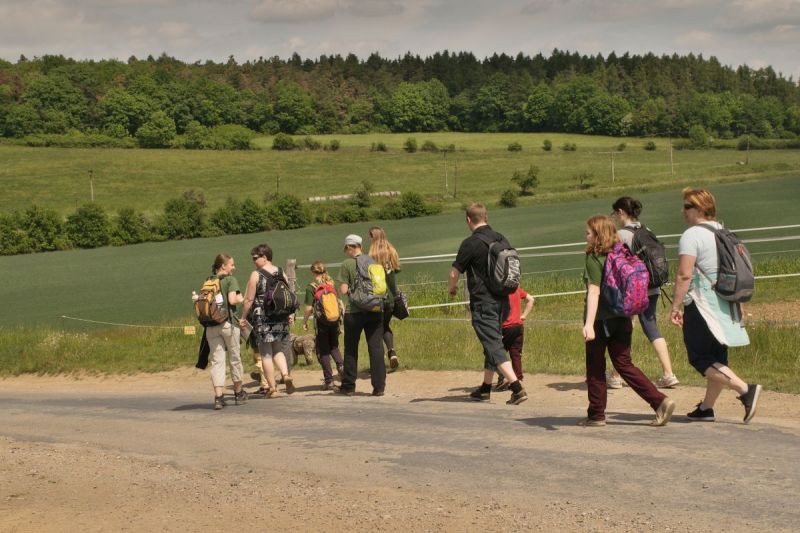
[495,287,535,391]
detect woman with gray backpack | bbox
[609,196,679,389]
[670,188,761,424]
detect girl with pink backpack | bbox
[579,215,675,427]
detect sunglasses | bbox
[683,203,696,210]
[251,255,261,261]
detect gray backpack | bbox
[473,232,521,297]
[697,223,754,303]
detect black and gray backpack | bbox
[621,225,670,289]
[473,232,521,297]
[697,223,754,303]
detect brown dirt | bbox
[2,369,799,532]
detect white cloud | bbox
[158,21,191,38]
[678,30,715,44]
[250,0,339,23]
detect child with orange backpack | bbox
[302,261,345,390]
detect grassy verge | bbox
[3,269,798,393]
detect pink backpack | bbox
[601,242,650,317]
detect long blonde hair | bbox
[368,226,400,271]
[310,260,334,285]
[585,215,619,255]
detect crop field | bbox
[1,174,798,330]
[1,139,798,387]
[2,132,800,216]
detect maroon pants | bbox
[585,317,666,421]
[502,325,524,381]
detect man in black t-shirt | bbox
[448,203,528,405]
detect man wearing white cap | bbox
[335,234,386,396]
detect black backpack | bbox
[697,223,754,303]
[621,225,670,289]
[473,232,521,297]
[258,268,299,320]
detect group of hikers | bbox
[196,187,762,427]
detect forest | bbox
[1,49,799,148]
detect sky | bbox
[1,0,798,80]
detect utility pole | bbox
[454,159,458,198]
[443,150,448,195]
[668,134,675,176]
[88,169,94,202]
[596,151,622,183]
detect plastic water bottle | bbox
[191,291,199,302]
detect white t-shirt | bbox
[678,221,723,276]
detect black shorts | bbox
[683,302,728,375]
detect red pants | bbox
[502,325,524,381]
[585,317,665,421]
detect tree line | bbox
[0,187,440,256]
[1,50,799,147]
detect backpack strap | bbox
[693,223,719,284]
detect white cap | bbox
[343,234,362,247]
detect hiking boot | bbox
[469,387,490,402]
[738,384,762,424]
[494,375,510,392]
[234,390,248,405]
[507,389,528,405]
[321,382,334,391]
[284,376,295,395]
[687,403,715,421]
[371,390,385,397]
[656,374,680,388]
[254,386,270,396]
[651,398,676,426]
[333,385,354,396]
[606,370,623,389]
[213,395,226,410]
[577,417,606,427]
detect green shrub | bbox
[267,194,309,230]
[688,124,709,148]
[328,139,341,151]
[644,141,657,151]
[421,140,439,152]
[617,142,627,151]
[302,136,322,150]
[65,203,111,248]
[507,141,522,152]
[404,137,418,153]
[561,142,577,151]
[272,133,296,150]
[353,180,374,208]
[23,205,67,251]
[159,196,205,239]
[371,141,388,152]
[379,192,440,219]
[542,139,552,151]
[136,111,176,148]
[0,212,32,255]
[511,165,539,196]
[111,208,150,245]
[499,189,518,207]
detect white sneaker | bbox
[606,370,623,389]
[656,374,680,388]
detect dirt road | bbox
[2,369,799,532]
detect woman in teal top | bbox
[368,226,401,370]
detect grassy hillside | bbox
[1,175,798,329]
[2,132,799,216]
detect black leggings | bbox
[382,305,394,353]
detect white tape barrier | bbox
[300,224,800,269]
[60,315,185,329]
[406,272,800,311]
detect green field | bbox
[2,132,800,216]
[2,175,799,329]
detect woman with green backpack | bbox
[368,226,402,370]
[302,261,344,391]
